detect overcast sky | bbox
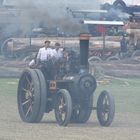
[3,0,140,6]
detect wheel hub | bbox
[25,90,33,100]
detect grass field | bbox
[95,77,140,113]
[0,77,140,113]
[0,77,140,140]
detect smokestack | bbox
[79,33,90,70]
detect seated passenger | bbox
[28,53,38,68]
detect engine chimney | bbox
[79,33,90,70]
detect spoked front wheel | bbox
[55,89,72,126]
[97,90,115,126]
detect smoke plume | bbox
[1,0,100,37]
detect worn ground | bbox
[0,78,140,140]
[0,36,140,140]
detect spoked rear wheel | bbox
[34,69,47,122]
[55,89,72,126]
[17,69,46,123]
[97,90,115,126]
[71,95,93,123]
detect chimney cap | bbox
[79,33,91,40]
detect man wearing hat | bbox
[37,40,54,62]
[54,42,64,60]
[36,40,56,80]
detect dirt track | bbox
[0,93,140,140]
[1,57,140,78]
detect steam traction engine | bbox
[17,34,115,126]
